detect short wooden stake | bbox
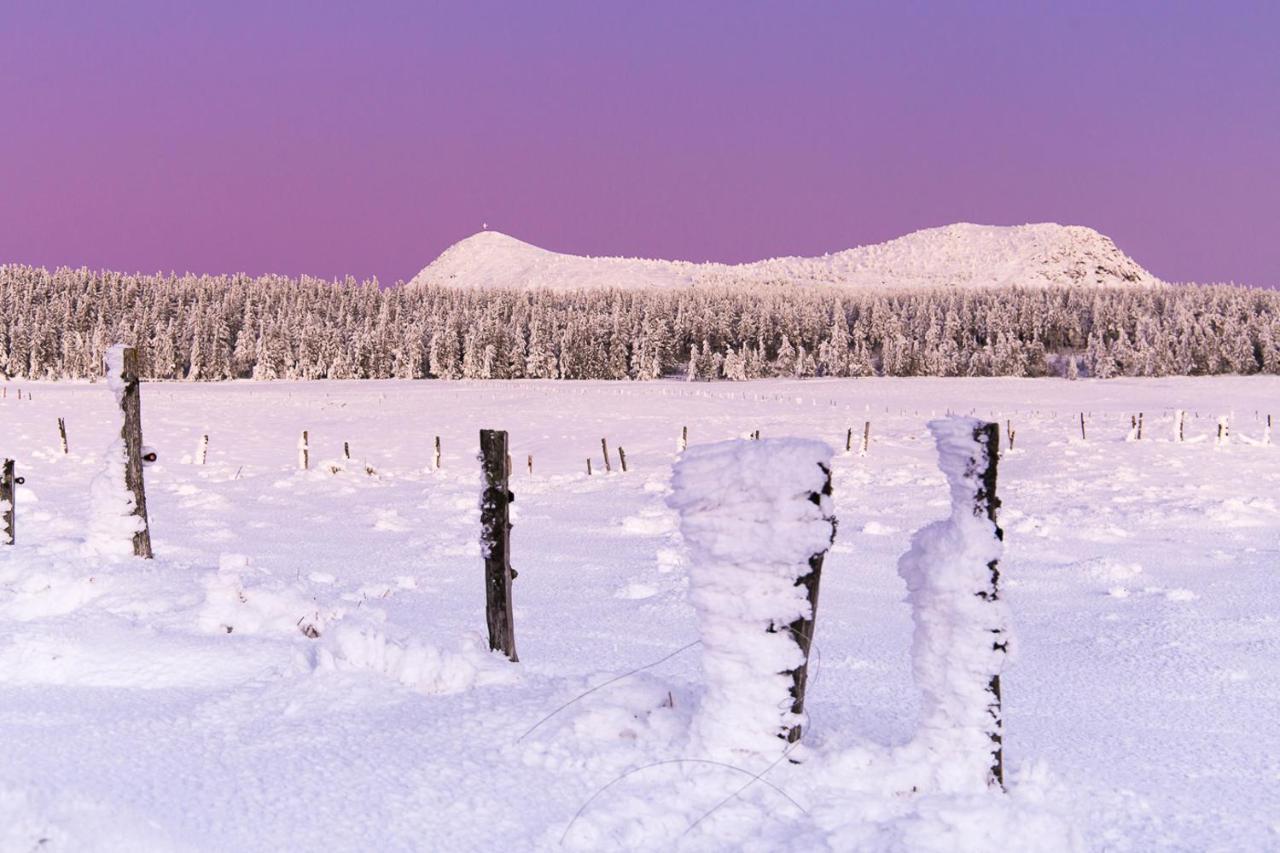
[343,441,351,460]
[1,459,15,545]
[298,430,310,470]
[860,421,871,456]
[434,435,442,470]
[58,417,69,454]
[1137,412,1144,441]
[479,429,517,662]
[527,454,533,476]
[114,348,153,559]
[679,425,688,452]
[1080,412,1087,441]
[845,427,853,453]
[618,446,628,472]
[197,434,209,465]
[586,458,593,476]
[601,438,612,473]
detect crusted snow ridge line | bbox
[408,223,1159,292]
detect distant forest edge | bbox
[3,265,1279,381]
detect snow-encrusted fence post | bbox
[433,435,442,470]
[1,459,16,545]
[479,429,518,662]
[898,418,1008,791]
[861,421,871,456]
[197,434,209,465]
[58,417,69,454]
[110,346,153,559]
[669,438,836,758]
[298,430,310,470]
[601,438,612,473]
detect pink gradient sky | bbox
[2,2,1277,286]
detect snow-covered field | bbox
[2,377,1278,851]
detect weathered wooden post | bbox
[972,421,1007,788]
[618,446,628,472]
[586,458,593,476]
[527,454,533,476]
[845,427,853,453]
[1,459,16,545]
[58,417,69,454]
[479,429,517,662]
[782,461,833,744]
[113,347,153,559]
[434,435,442,470]
[197,434,209,465]
[860,421,871,456]
[298,430,310,470]
[1080,412,1087,441]
[679,426,688,452]
[1137,412,1144,441]
[601,438,612,473]
[343,441,351,461]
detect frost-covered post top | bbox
[927,417,999,525]
[668,437,834,566]
[104,343,128,402]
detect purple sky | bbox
[3,2,1277,286]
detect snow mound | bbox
[409,223,1158,292]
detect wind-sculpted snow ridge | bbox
[409,223,1159,292]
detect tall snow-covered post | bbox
[669,438,836,759]
[480,429,517,662]
[92,345,153,558]
[898,417,1008,791]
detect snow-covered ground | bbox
[1,377,1278,851]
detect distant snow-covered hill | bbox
[407,223,1159,291]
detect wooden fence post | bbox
[1,459,15,545]
[1080,412,1087,441]
[782,462,834,744]
[527,454,533,476]
[298,430,310,470]
[972,421,1006,788]
[115,347,153,559]
[343,441,351,460]
[434,435,442,470]
[586,458,593,476]
[1137,412,1144,441]
[618,446,628,472]
[601,438,612,473]
[679,426,688,452]
[479,429,518,662]
[197,434,209,465]
[845,427,853,453]
[58,417,69,454]
[860,421,871,455]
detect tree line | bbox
[2,264,1278,381]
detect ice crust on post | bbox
[898,416,1010,792]
[668,437,835,760]
[85,345,144,557]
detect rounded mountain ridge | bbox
[409,223,1158,291]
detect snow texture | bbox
[897,417,1010,793]
[668,437,835,761]
[410,222,1158,292]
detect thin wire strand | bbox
[558,758,809,846]
[517,639,701,742]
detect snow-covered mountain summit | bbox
[408,223,1158,291]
